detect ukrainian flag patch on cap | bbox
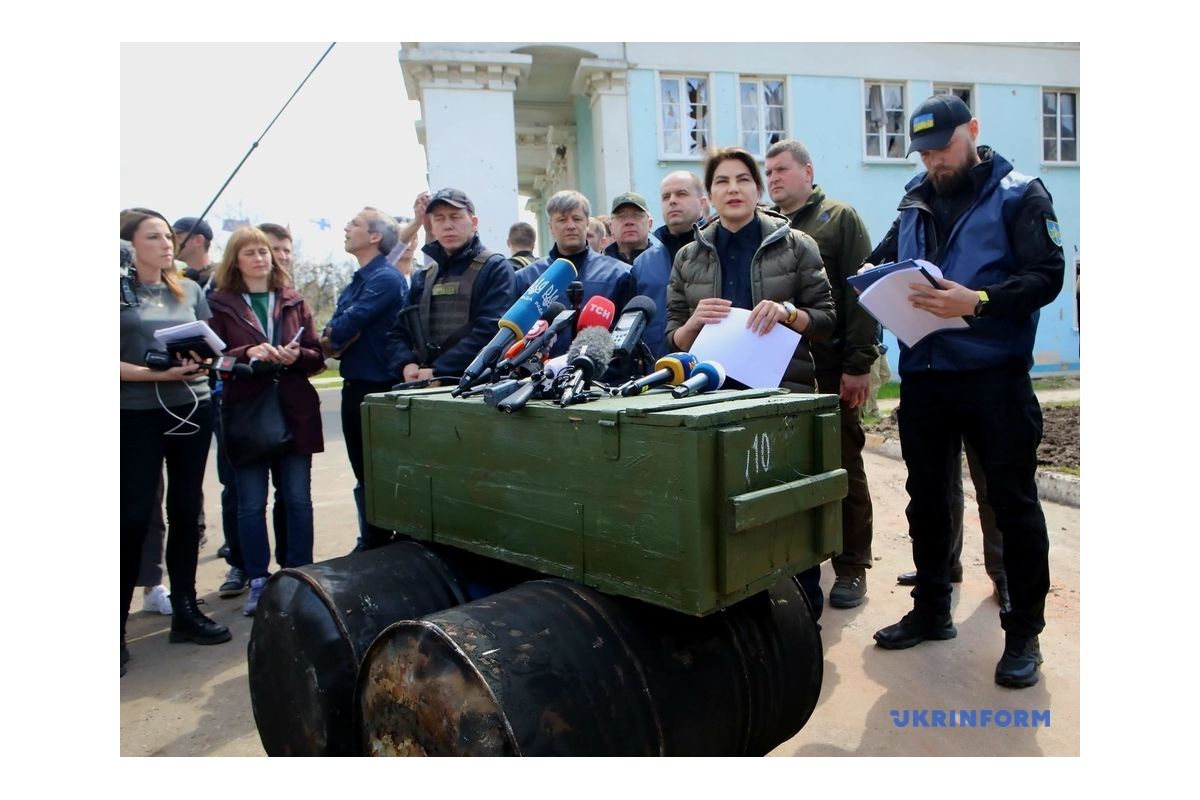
[912,113,935,133]
[1045,218,1063,247]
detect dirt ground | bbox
[120,390,1080,757]
[865,382,1080,474]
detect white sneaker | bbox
[142,584,173,615]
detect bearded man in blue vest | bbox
[864,95,1065,688]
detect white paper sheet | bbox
[689,307,801,388]
[857,261,969,347]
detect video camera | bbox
[120,240,139,307]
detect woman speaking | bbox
[665,146,834,393]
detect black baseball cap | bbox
[427,188,475,214]
[172,216,214,241]
[907,94,973,155]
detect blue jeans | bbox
[235,454,314,580]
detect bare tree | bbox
[290,258,354,331]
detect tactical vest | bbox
[418,248,497,355]
[897,155,1039,374]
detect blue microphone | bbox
[671,360,726,398]
[455,258,578,396]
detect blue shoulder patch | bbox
[1045,219,1063,248]
[819,211,831,224]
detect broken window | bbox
[661,75,710,157]
[865,81,906,159]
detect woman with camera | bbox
[120,209,232,678]
[207,226,325,617]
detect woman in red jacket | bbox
[207,226,325,615]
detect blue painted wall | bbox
[613,69,1079,377]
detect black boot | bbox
[874,609,957,649]
[169,594,232,645]
[995,634,1042,688]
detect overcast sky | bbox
[121,43,435,265]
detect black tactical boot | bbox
[169,594,232,645]
[874,609,957,649]
[994,634,1043,688]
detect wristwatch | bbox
[782,301,799,325]
[974,290,990,318]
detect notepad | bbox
[153,320,227,357]
[848,260,969,348]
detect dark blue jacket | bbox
[897,151,1041,375]
[327,254,407,383]
[514,246,634,358]
[386,234,515,379]
[653,222,702,266]
[629,233,673,359]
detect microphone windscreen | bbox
[577,296,616,331]
[568,325,615,368]
[499,258,577,338]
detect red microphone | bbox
[577,296,616,332]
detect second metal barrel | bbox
[248,539,533,756]
[356,576,822,756]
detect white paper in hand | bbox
[690,307,800,388]
[857,261,969,347]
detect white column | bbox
[573,61,629,214]
[400,50,532,252]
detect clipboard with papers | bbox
[847,259,969,348]
[152,320,227,360]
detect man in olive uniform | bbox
[386,188,515,386]
[766,139,878,609]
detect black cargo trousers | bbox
[814,369,873,577]
[896,363,1049,639]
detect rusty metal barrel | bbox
[248,539,535,756]
[356,576,822,756]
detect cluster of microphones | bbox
[440,258,726,413]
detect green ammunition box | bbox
[362,388,846,616]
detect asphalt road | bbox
[119,385,1079,756]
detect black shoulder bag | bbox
[220,306,294,467]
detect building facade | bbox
[399,42,1080,374]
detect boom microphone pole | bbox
[176,42,337,252]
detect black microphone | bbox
[567,280,584,310]
[495,303,570,374]
[496,379,538,413]
[557,326,614,406]
[609,295,656,360]
[502,307,576,376]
